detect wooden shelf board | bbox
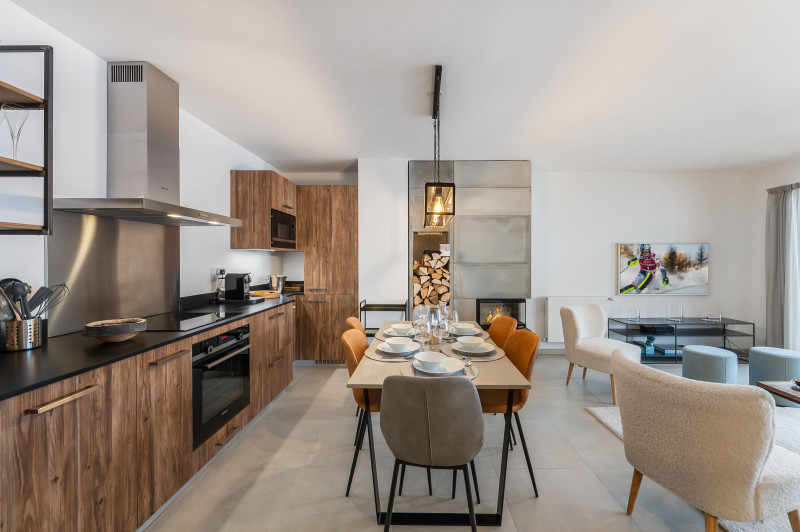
[0,221,44,231]
[0,80,44,105]
[0,156,44,173]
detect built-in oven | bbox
[271,209,296,249]
[192,324,250,449]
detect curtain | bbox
[766,182,800,348]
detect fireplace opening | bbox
[476,299,526,330]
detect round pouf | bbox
[682,345,738,384]
[749,346,800,408]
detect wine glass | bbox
[433,320,448,349]
[2,103,30,160]
[414,321,431,351]
[450,310,459,333]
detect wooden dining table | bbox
[347,320,531,527]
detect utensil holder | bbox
[1,318,46,351]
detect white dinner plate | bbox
[412,357,465,375]
[377,341,420,355]
[384,327,417,337]
[452,341,495,355]
[450,326,482,336]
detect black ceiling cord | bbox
[432,65,442,184]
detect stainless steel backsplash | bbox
[46,211,179,336]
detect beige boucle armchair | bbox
[560,304,640,404]
[611,350,800,532]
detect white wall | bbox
[178,110,281,295]
[0,1,282,298]
[0,0,107,287]
[357,159,408,325]
[531,169,766,343]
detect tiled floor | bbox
[144,355,750,531]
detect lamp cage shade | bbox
[424,182,455,228]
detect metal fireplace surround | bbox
[476,299,526,331]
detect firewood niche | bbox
[412,250,450,306]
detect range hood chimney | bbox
[54,62,241,227]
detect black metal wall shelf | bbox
[0,45,53,235]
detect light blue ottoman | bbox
[682,345,738,384]
[749,346,800,407]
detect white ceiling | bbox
[12,0,800,173]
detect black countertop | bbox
[0,296,296,402]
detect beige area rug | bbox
[586,406,800,532]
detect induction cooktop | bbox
[145,310,243,331]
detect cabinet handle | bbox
[269,312,285,320]
[25,385,102,415]
[309,299,326,303]
[150,349,190,367]
[204,345,250,370]
[281,204,294,210]
[269,356,285,368]
[215,426,241,447]
[308,288,327,292]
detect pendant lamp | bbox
[424,65,454,229]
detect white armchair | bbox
[560,304,640,404]
[612,350,800,531]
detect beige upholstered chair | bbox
[612,350,800,532]
[560,304,640,404]
[381,376,484,532]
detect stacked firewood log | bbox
[412,251,450,306]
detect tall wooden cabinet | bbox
[230,170,296,250]
[295,185,358,360]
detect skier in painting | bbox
[620,244,669,294]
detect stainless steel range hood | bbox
[54,62,241,227]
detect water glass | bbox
[666,304,683,322]
[627,308,640,322]
[433,322,448,349]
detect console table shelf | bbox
[608,317,755,363]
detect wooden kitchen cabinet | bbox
[268,303,295,401]
[231,170,296,250]
[0,357,138,532]
[136,340,193,525]
[296,185,358,360]
[270,171,296,214]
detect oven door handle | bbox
[203,344,250,370]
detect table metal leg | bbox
[495,389,514,522]
[363,389,381,522]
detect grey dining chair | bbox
[380,376,485,532]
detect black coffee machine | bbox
[224,273,252,300]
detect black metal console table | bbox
[608,317,755,363]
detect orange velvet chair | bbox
[478,328,541,496]
[345,316,366,334]
[487,316,517,349]
[342,329,433,498]
[342,329,379,496]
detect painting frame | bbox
[617,243,709,296]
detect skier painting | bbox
[619,244,669,294]
[618,243,710,295]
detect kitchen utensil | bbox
[83,318,147,342]
[34,283,69,317]
[0,278,21,292]
[27,286,53,314]
[8,281,32,319]
[248,290,281,299]
[269,275,287,293]
[1,318,43,351]
[0,286,21,320]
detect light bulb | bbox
[433,194,443,213]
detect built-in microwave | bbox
[271,209,296,249]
